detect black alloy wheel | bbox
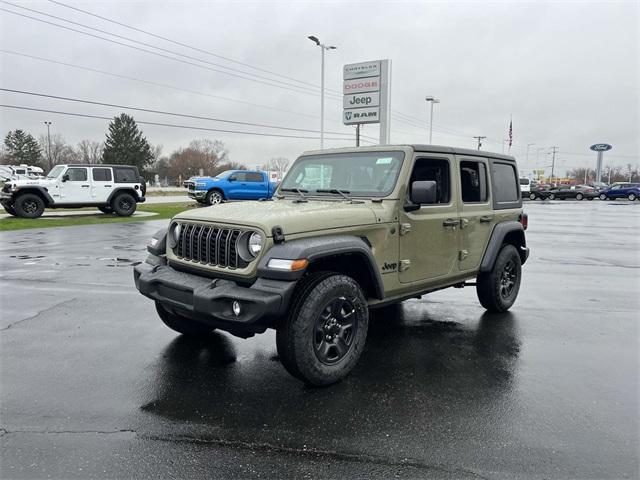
[313,296,358,365]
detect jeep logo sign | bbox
[343,92,380,108]
[590,143,613,152]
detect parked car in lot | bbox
[598,183,640,201]
[185,169,278,205]
[134,145,529,385]
[0,164,146,218]
[526,185,552,200]
[547,184,598,200]
[519,177,531,195]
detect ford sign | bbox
[590,143,612,152]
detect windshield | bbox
[47,165,65,179]
[280,151,405,197]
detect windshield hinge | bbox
[400,223,411,236]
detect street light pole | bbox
[44,121,52,169]
[425,96,440,144]
[308,35,336,149]
[526,143,535,163]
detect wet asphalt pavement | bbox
[1,201,638,479]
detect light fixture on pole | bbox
[425,96,439,144]
[44,121,52,169]
[308,35,336,149]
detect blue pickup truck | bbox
[185,170,278,205]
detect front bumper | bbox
[133,259,296,333]
[187,190,207,199]
[0,192,13,201]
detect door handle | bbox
[104,185,112,187]
[81,185,90,188]
[442,218,459,227]
[479,215,494,223]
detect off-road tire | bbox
[628,193,637,201]
[599,193,607,201]
[112,192,137,216]
[528,193,536,200]
[206,189,224,205]
[156,302,215,335]
[98,206,113,214]
[576,193,584,200]
[2,203,18,216]
[476,244,522,313]
[548,193,555,200]
[14,193,45,218]
[276,272,369,386]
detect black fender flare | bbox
[15,186,55,206]
[480,221,528,272]
[257,235,384,299]
[107,187,139,205]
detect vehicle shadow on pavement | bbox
[137,303,522,455]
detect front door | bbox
[457,157,495,271]
[58,167,90,204]
[399,155,459,283]
[226,172,247,199]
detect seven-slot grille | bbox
[173,223,249,269]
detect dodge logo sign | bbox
[590,143,612,152]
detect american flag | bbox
[508,117,513,149]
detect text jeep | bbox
[134,145,529,385]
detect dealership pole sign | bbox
[343,59,392,144]
[590,143,612,183]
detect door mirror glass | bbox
[62,174,69,182]
[411,180,437,204]
[228,176,236,182]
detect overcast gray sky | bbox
[1,0,638,175]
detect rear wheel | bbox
[628,193,637,201]
[528,193,537,200]
[599,193,607,200]
[476,244,522,313]
[111,193,137,216]
[576,193,584,200]
[548,193,555,200]
[276,272,369,386]
[156,302,215,335]
[98,206,113,214]
[14,193,45,218]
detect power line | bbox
[47,0,330,93]
[0,104,375,142]
[0,87,358,136]
[0,6,323,99]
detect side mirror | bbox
[228,176,236,182]
[62,174,69,182]
[410,180,437,205]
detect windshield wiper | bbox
[316,189,351,200]
[280,187,308,200]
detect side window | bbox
[246,172,263,182]
[409,158,450,204]
[66,168,87,182]
[92,168,112,182]
[229,172,247,182]
[460,161,488,203]
[492,162,519,203]
[114,167,137,183]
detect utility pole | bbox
[44,121,52,169]
[308,36,336,149]
[473,136,486,150]
[550,146,559,184]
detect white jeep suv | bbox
[1,164,146,218]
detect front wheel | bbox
[206,190,224,205]
[599,193,607,201]
[112,193,137,216]
[14,193,45,218]
[476,244,522,313]
[628,193,637,201]
[576,193,584,200]
[276,273,369,386]
[548,193,555,200]
[528,193,537,200]
[156,302,215,335]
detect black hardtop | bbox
[409,145,516,162]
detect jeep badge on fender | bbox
[134,145,529,386]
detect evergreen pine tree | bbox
[4,130,42,166]
[102,114,153,170]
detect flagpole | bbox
[508,114,513,154]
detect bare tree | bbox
[261,157,290,178]
[167,139,229,179]
[38,134,78,168]
[77,140,103,164]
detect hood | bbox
[12,177,55,187]
[175,199,380,236]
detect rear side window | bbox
[492,162,519,203]
[114,167,138,183]
[92,168,112,182]
[66,168,87,182]
[460,161,488,203]
[410,158,450,203]
[246,172,264,182]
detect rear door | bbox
[90,167,113,203]
[245,171,268,199]
[399,154,459,284]
[457,157,494,272]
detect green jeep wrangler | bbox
[134,145,529,385]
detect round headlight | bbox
[168,222,182,248]
[248,232,263,256]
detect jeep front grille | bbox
[173,223,249,269]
